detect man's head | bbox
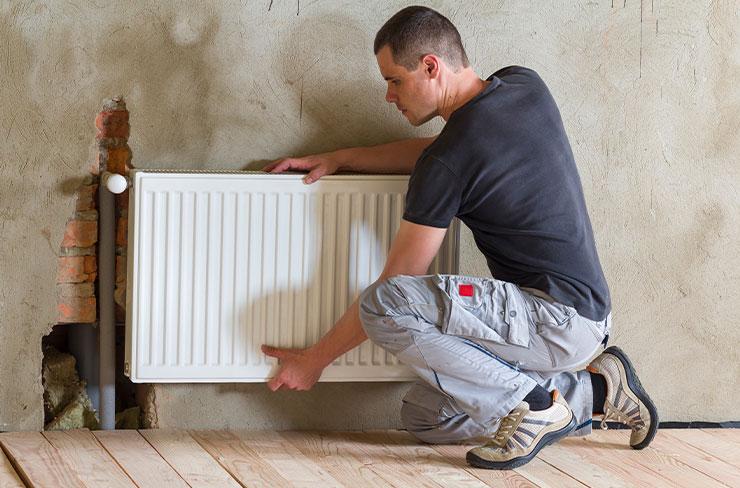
[374,6,471,126]
[374,6,469,71]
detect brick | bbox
[76,184,98,211]
[95,110,129,140]
[114,284,126,309]
[115,255,127,283]
[57,296,96,323]
[61,220,97,248]
[57,283,95,297]
[116,217,128,247]
[57,256,97,283]
[116,190,129,211]
[84,256,97,273]
[105,147,132,174]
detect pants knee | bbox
[401,401,450,444]
[358,278,405,339]
[400,400,486,444]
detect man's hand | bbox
[263,153,341,184]
[261,344,327,391]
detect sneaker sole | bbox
[603,346,659,450]
[465,415,577,470]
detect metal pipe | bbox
[98,172,128,429]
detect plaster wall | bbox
[0,0,737,431]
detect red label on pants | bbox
[458,284,474,297]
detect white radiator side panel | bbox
[125,171,460,382]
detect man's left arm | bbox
[262,220,448,390]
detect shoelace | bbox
[600,403,645,431]
[486,408,525,448]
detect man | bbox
[262,6,658,470]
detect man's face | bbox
[376,45,438,126]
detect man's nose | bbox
[385,87,395,103]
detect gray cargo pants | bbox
[358,274,610,444]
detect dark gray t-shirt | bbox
[403,66,610,321]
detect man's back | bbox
[403,66,611,321]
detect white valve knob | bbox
[103,173,128,194]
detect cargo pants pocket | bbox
[432,275,531,349]
[529,296,602,369]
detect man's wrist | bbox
[328,148,353,172]
[307,343,335,369]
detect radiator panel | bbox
[125,171,459,382]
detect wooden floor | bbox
[0,428,737,487]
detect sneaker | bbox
[466,390,576,470]
[587,345,658,449]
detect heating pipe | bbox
[99,172,129,429]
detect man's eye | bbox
[393,80,400,86]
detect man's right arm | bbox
[263,136,437,183]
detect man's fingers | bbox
[268,158,311,174]
[261,344,285,358]
[262,161,278,172]
[267,376,283,391]
[263,160,287,173]
[262,159,291,173]
[304,167,326,184]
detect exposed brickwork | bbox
[98,99,133,325]
[105,147,133,175]
[61,220,98,249]
[57,256,97,283]
[95,109,130,141]
[75,183,98,211]
[115,255,127,322]
[57,297,96,323]
[116,217,128,248]
[56,96,132,324]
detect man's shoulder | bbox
[490,65,542,83]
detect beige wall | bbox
[1,1,737,431]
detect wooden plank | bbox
[94,429,189,488]
[230,431,347,487]
[279,431,399,488]
[43,429,136,488]
[285,431,446,488]
[0,431,85,488]
[366,430,531,488]
[141,429,243,488]
[537,431,663,488]
[428,438,587,488]
[587,430,726,488]
[0,444,24,488]
[702,428,740,445]
[668,429,740,466]
[649,429,740,487]
[190,430,294,487]
[515,457,589,488]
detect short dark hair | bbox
[374,6,469,71]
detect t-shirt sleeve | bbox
[403,155,462,228]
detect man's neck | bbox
[439,71,489,121]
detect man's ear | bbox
[421,54,440,78]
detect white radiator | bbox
[124,170,459,382]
